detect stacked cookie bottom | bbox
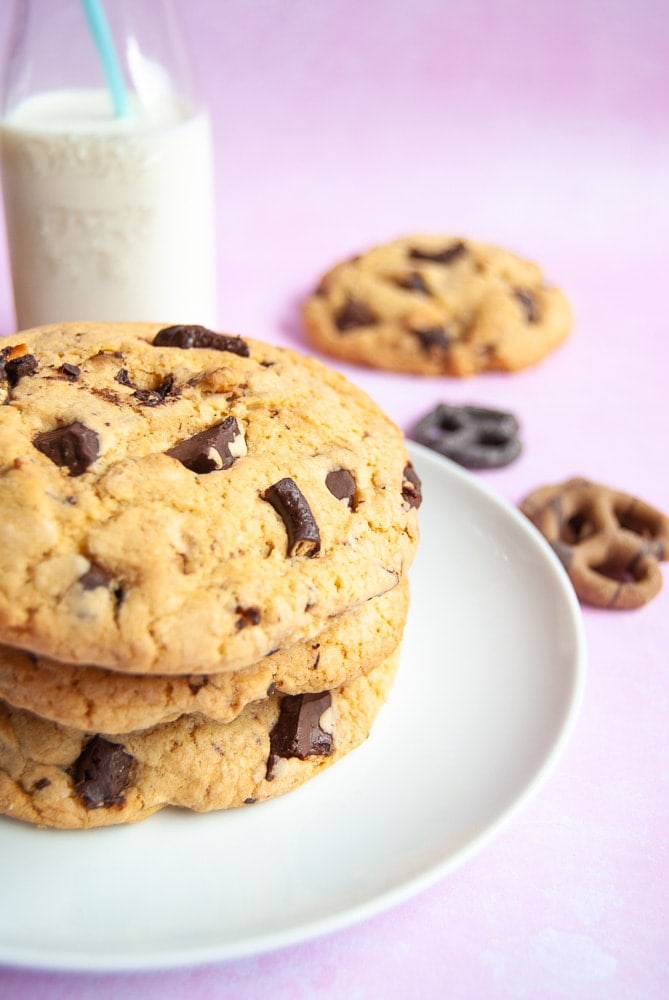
[0,583,408,829]
[0,322,420,829]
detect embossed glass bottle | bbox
[1,0,217,330]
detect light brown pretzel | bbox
[520,477,669,609]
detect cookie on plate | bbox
[0,323,420,674]
[0,647,399,829]
[303,234,572,375]
[0,580,408,732]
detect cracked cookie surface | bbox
[0,323,420,673]
[303,234,572,375]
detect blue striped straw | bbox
[80,0,130,117]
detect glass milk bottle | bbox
[0,0,217,330]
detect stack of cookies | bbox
[0,322,420,829]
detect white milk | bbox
[1,89,217,330]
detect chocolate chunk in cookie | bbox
[33,421,99,476]
[166,416,246,473]
[325,468,357,508]
[153,324,249,357]
[268,691,334,773]
[402,463,422,509]
[59,363,81,381]
[79,561,114,591]
[5,353,38,387]
[263,478,321,557]
[408,240,467,265]
[71,735,134,809]
[1,344,38,388]
[335,299,378,332]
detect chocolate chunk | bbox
[79,562,113,590]
[71,735,134,810]
[263,478,321,557]
[267,691,333,776]
[409,241,467,265]
[114,368,134,387]
[393,271,431,294]
[5,353,38,387]
[60,363,81,381]
[33,421,99,476]
[1,344,35,386]
[133,373,179,406]
[412,326,451,351]
[166,416,244,473]
[402,463,422,509]
[187,675,209,695]
[326,468,356,509]
[1,345,33,384]
[78,562,124,604]
[515,288,540,323]
[32,777,51,791]
[412,403,522,470]
[334,299,378,331]
[235,604,262,630]
[153,325,250,357]
[116,368,179,404]
[156,373,177,398]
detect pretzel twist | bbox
[520,478,669,609]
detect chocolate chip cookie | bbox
[0,581,408,732]
[303,234,572,375]
[0,323,420,674]
[0,647,399,829]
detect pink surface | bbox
[0,0,668,996]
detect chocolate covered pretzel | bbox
[412,403,522,469]
[521,477,669,609]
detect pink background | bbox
[1,0,668,996]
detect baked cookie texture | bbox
[0,322,419,829]
[303,234,572,375]
[0,648,399,830]
[0,581,408,733]
[0,322,419,674]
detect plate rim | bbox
[0,442,587,972]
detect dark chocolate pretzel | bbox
[412,403,521,469]
[521,477,669,609]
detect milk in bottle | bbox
[0,0,217,330]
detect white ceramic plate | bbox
[0,442,586,972]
